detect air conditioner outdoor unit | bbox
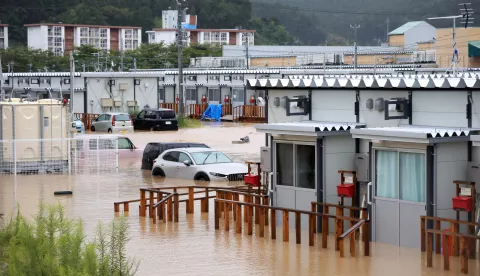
[119,83,129,91]
[114,101,122,107]
[101,98,114,107]
[126,100,137,107]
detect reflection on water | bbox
[1,124,479,275]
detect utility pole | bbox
[386,18,390,43]
[350,24,360,71]
[177,0,186,116]
[428,3,474,75]
[0,55,3,101]
[69,51,75,136]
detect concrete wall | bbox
[267,89,309,123]
[156,31,176,44]
[27,26,48,50]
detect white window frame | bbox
[80,27,89,37]
[372,147,426,204]
[0,28,4,38]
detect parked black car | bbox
[133,108,178,131]
[141,142,210,170]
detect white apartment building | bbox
[25,23,142,55]
[0,24,8,49]
[147,28,255,46]
[162,10,197,29]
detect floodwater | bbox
[1,122,479,276]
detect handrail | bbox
[421,215,480,227]
[312,202,367,212]
[215,189,268,199]
[153,193,176,209]
[426,229,480,239]
[215,199,363,222]
[339,220,366,239]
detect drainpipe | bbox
[156,77,160,108]
[84,78,87,113]
[133,78,137,110]
[426,145,435,230]
[265,89,269,146]
[467,90,473,224]
[368,142,373,240]
[316,137,324,232]
[408,90,413,125]
[308,89,312,121]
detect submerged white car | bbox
[152,148,248,181]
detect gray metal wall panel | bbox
[359,90,410,127]
[311,90,356,122]
[412,91,467,127]
[268,89,309,123]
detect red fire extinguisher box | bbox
[452,196,473,212]
[244,174,259,186]
[337,184,355,198]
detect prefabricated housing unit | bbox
[0,99,69,173]
[252,74,480,249]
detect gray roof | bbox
[247,74,480,89]
[255,121,366,136]
[351,125,479,143]
[389,21,426,35]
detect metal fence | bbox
[0,137,119,174]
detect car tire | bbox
[91,126,95,131]
[194,173,210,182]
[108,128,112,133]
[152,167,165,177]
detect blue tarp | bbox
[200,104,222,122]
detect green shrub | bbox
[0,204,139,276]
[177,116,202,129]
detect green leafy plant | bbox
[177,116,202,129]
[0,204,139,276]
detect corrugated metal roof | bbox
[343,51,414,56]
[468,41,480,57]
[351,126,478,142]
[247,74,480,89]
[389,21,425,35]
[0,72,81,77]
[255,121,365,136]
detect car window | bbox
[163,151,179,162]
[145,110,158,119]
[137,111,145,119]
[191,151,232,165]
[178,152,192,163]
[96,115,105,121]
[115,114,130,121]
[118,138,132,149]
[159,110,176,119]
[89,139,115,150]
[104,114,111,121]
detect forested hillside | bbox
[0,0,479,46]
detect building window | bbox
[80,28,88,37]
[54,37,62,47]
[204,32,210,41]
[0,28,4,38]
[125,29,133,39]
[242,33,254,46]
[232,88,245,102]
[80,38,88,45]
[375,150,425,203]
[100,39,108,49]
[100,28,108,38]
[48,26,63,55]
[54,26,62,36]
[186,88,196,101]
[276,143,294,186]
[208,75,220,81]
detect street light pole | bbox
[350,24,361,71]
[177,0,186,116]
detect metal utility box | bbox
[126,100,137,107]
[260,146,271,172]
[467,162,480,184]
[355,153,370,182]
[114,101,122,107]
[101,98,114,107]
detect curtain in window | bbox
[376,151,398,199]
[276,143,293,186]
[399,152,426,203]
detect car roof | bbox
[147,142,207,146]
[74,134,129,139]
[145,108,175,112]
[101,112,130,115]
[167,147,216,153]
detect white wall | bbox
[359,90,410,127]
[2,26,8,49]
[412,90,467,127]
[267,89,309,123]
[27,26,48,50]
[155,31,176,45]
[311,90,356,122]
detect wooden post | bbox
[215,201,219,230]
[167,197,173,222]
[162,201,167,224]
[140,189,146,217]
[361,209,367,241]
[452,223,459,256]
[259,206,265,237]
[309,214,315,246]
[149,191,154,218]
[124,203,129,212]
[460,237,468,274]
[244,195,249,223]
[247,204,253,235]
[271,209,276,239]
[364,221,370,256]
[262,197,269,226]
[444,233,450,271]
[283,211,289,242]
[255,197,260,224]
[157,193,163,220]
[205,188,209,212]
[335,207,343,251]
[420,217,426,252]
[188,187,194,214]
[324,205,329,235]
[350,231,356,257]
[427,232,433,267]
[435,220,441,254]
[322,216,328,249]
[174,193,179,222]
[311,203,316,234]
[339,238,345,257]
[114,203,119,212]
[152,204,157,224]
[236,203,242,234]
[295,212,301,244]
[233,194,239,221]
[224,201,230,231]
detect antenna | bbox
[427,3,474,75]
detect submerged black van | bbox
[141,142,210,170]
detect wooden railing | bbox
[232,105,265,122]
[74,113,100,130]
[214,198,370,257]
[421,216,480,274]
[187,104,208,118]
[338,220,367,257]
[160,103,180,113]
[222,104,232,116]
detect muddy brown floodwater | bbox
[1,122,479,276]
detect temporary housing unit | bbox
[0,99,69,173]
[251,73,480,249]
